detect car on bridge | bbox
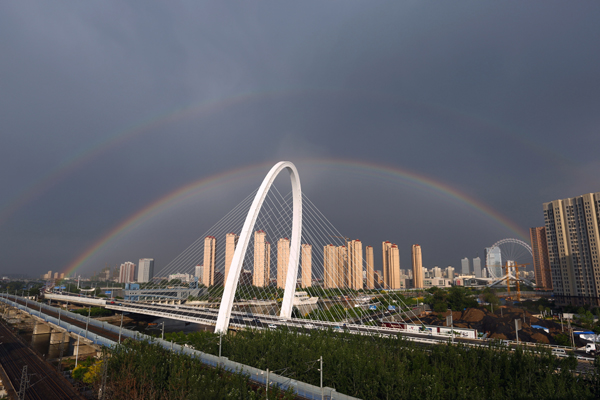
[268,324,278,330]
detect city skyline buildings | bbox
[461,257,470,275]
[530,227,552,290]
[365,246,374,289]
[137,258,154,283]
[224,233,239,285]
[119,261,136,283]
[253,230,270,287]
[202,236,216,287]
[412,244,423,289]
[473,257,482,278]
[543,193,600,305]
[383,241,401,289]
[486,246,503,279]
[277,238,290,289]
[301,243,312,288]
[348,239,363,290]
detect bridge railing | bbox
[0,295,116,348]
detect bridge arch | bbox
[215,161,302,333]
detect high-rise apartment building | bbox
[543,193,600,305]
[203,236,216,287]
[365,246,375,289]
[473,257,482,278]
[374,270,383,288]
[323,244,338,289]
[277,238,290,289]
[323,244,348,289]
[433,266,442,278]
[301,244,312,288]
[195,265,203,280]
[253,231,270,287]
[461,257,470,275]
[137,258,154,283]
[224,233,239,285]
[412,244,423,289]
[382,241,401,289]
[119,262,136,283]
[530,227,552,290]
[445,266,455,280]
[348,239,363,290]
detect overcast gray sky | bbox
[1,1,599,278]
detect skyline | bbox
[1,2,599,278]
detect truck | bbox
[585,343,597,356]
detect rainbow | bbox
[0,90,289,225]
[0,88,570,226]
[61,158,529,277]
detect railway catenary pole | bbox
[85,306,91,337]
[119,313,124,343]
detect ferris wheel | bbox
[485,238,533,281]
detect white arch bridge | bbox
[59,161,436,335]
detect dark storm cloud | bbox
[1,1,599,276]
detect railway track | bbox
[10,296,122,343]
[0,321,85,399]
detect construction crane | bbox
[502,262,530,302]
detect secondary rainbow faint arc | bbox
[0,88,571,227]
[62,159,528,276]
[0,90,284,225]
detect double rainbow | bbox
[61,158,529,277]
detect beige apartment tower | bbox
[301,244,312,288]
[543,193,600,305]
[323,244,337,289]
[365,246,375,289]
[203,236,216,286]
[253,231,270,287]
[277,238,290,289]
[348,240,363,290]
[382,241,401,289]
[530,227,552,290]
[323,244,347,289]
[224,233,239,285]
[412,244,424,289]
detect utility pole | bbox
[85,307,91,337]
[57,332,66,372]
[161,321,165,340]
[560,313,564,332]
[119,313,124,343]
[266,368,270,400]
[568,318,575,348]
[99,352,108,400]
[219,332,223,358]
[17,365,30,400]
[319,356,324,400]
[75,334,81,368]
[447,313,454,344]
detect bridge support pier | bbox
[50,329,68,345]
[33,321,51,335]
